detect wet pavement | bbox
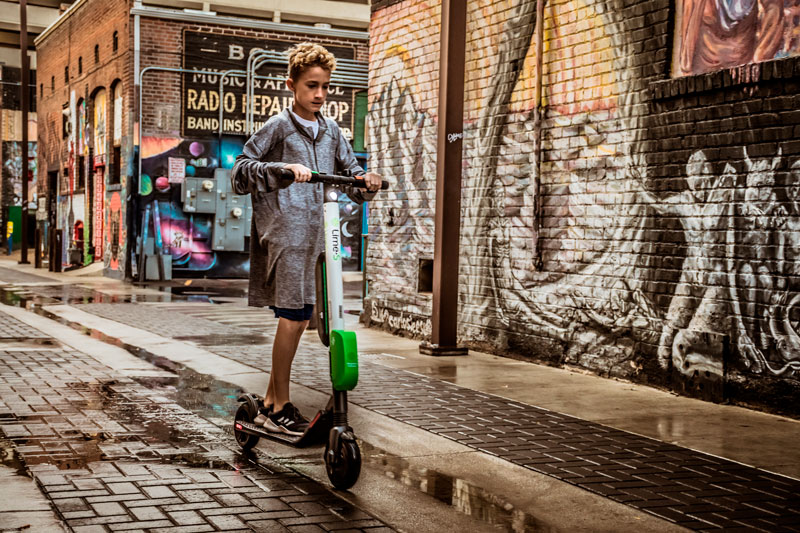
[0,310,392,532]
[2,259,800,532]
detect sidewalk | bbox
[0,303,396,533]
[2,255,800,531]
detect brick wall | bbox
[36,0,131,274]
[365,0,800,415]
[37,0,130,177]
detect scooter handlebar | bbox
[278,168,389,190]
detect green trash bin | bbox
[7,205,21,249]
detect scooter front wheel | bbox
[325,439,361,490]
[234,403,260,450]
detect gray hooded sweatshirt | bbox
[231,108,373,309]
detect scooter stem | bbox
[323,183,345,331]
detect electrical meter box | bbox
[211,168,252,252]
[178,168,252,252]
[182,178,217,214]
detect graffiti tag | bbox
[370,300,432,337]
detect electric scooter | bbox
[233,169,388,490]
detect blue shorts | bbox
[270,304,314,322]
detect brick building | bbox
[0,1,65,252]
[35,0,369,278]
[363,0,800,413]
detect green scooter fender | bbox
[330,330,358,391]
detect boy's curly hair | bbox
[288,43,336,80]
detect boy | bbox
[231,43,382,436]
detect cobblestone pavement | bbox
[0,307,393,532]
[55,300,800,532]
[0,310,51,339]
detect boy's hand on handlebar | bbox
[284,164,313,183]
[363,172,382,192]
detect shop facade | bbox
[36,0,368,278]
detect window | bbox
[77,156,86,190]
[40,84,43,98]
[112,146,121,185]
[78,57,82,75]
[111,82,122,186]
[64,66,69,83]
[51,76,54,91]
[94,44,99,64]
[113,31,118,53]
[62,106,69,139]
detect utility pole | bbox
[419,0,467,356]
[19,0,30,264]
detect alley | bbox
[1,259,799,532]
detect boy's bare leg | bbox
[265,317,309,411]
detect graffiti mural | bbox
[142,134,368,277]
[141,136,246,276]
[366,0,800,406]
[107,191,123,271]
[2,141,37,207]
[675,0,800,76]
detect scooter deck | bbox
[235,409,332,447]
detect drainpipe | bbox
[128,1,141,279]
[533,0,545,270]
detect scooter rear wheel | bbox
[325,439,361,490]
[234,403,260,450]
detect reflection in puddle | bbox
[134,370,243,421]
[10,376,239,472]
[174,334,269,346]
[360,441,548,532]
[0,437,28,476]
[0,338,61,348]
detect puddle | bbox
[0,437,28,476]
[359,441,547,532]
[134,370,244,421]
[137,281,248,305]
[5,377,239,472]
[0,338,61,348]
[174,334,270,346]
[0,284,206,307]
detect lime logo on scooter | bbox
[325,208,341,262]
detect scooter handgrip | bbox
[349,176,390,190]
[278,167,295,180]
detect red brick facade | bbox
[37,0,130,181]
[37,0,367,278]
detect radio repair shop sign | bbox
[181,31,356,138]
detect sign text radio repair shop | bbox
[182,31,356,138]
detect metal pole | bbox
[419,0,467,356]
[34,227,41,268]
[19,0,30,264]
[54,229,62,272]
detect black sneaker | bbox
[265,402,309,436]
[253,404,272,426]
